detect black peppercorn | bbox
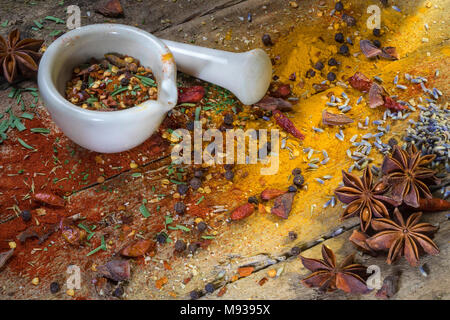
[156,232,168,244]
[328,58,338,66]
[113,286,124,298]
[248,196,259,205]
[224,164,234,171]
[223,113,234,126]
[175,239,186,252]
[339,44,349,55]
[120,77,130,86]
[290,246,301,256]
[174,201,186,214]
[288,185,297,193]
[292,168,302,176]
[335,1,344,11]
[373,28,381,37]
[314,61,324,70]
[334,32,345,43]
[190,177,202,190]
[293,175,305,186]
[188,243,199,254]
[194,169,203,178]
[20,210,31,222]
[190,290,200,300]
[373,39,381,48]
[177,183,189,195]
[186,120,195,131]
[50,282,60,294]
[288,231,298,241]
[197,221,207,232]
[205,283,215,293]
[224,170,234,181]
[262,34,273,46]
[327,72,337,82]
[306,69,316,78]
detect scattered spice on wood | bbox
[271,192,295,219]
[95,0,124,18]
[273,110,305,140]
[231,203,254,221]
[367,209,439,266]
[382,145,440,208]
[417,198,450,212]
[97,259,130,282]
[178,86,205,104]
[120,239,153,257]
[0,29,43,83]
[301,245,370,294]
[33,192,65,207]
[238,266,254,277]
[261,188,286,201]
[0,248,14,271]
[375,274,399,299]
[254,96,293,112]
[322,110,354,126]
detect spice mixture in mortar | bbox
[65,53,158,111]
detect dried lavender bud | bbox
[335,1,344,11]
[288,185,298,193]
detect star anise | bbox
[300,245,370,294]
[335,167,398,232]
[0,29,44,83]
[382,144,440,208]
[367,208,439,266]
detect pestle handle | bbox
[162,39,272,106]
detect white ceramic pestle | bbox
[38,24,271,153]
[162,39,272,106]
